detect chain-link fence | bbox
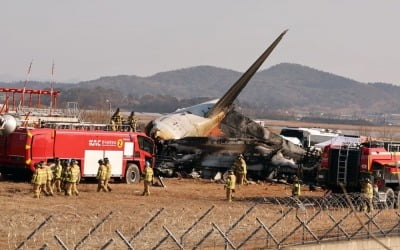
[5,194,400,249]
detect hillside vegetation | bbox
[1,63,399,116]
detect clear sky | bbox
[1,0,399,84]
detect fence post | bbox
[193,228,214,250]
[350,210,382,238]
[15,215,53,250]
[256,218,279,248]
[129,208,164,243]
[163,226,184,250]
[320,211,352,240]
[100,238,114,250]
[212,223,236,249]
[236,225,262,249]
[54,235,69,250]
[386,211,400,234]
[279,209,321,245]
[116,230,134,250]
[39,243,48,250]
[226,204,257,235]
[74,211,113,250]
[180,205,215,244]
[152,233,169,250]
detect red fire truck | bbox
[318,141,400,207]
[0,125,155,184]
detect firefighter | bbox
[142,161,153,196]
[225,170,236,202]
[71,160,81,195]
[52,158,63,193]
[44,161,54,196]
[104,157,112,192]
[233,154,247,185]
[66,160,80,196]
[64,161,73,196]
[292,176,301,197]
[39,162,48,196]
[31,163,45,198]
[96,159,108,192]
[110,108,123,131]
[360,178,374,213]
[110,120,116,131]
[61,160,70,194]
[127,111,138,132]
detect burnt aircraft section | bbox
[147,30,320,181]
[145,30,288,141]
[155,110,319,181]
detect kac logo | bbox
[89,139,102,147]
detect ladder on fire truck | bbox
[336,143,351,185]
[336,142,360,185]
[40,120,134,132]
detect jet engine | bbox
[0,114,19,136]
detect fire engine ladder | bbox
[337,144,350,186]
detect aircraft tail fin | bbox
[205,29,288,118]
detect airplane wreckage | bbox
[145,30,321,181]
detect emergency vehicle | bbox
[280,127,340,148]
[318,141,400,207]
[0,124,155,184]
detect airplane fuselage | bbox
[148,99,226,140]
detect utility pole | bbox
[106,99,112,116]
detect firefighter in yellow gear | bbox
[360,178,374,213]
[104,157,112,192]
[142,161,153,196]
[43,161,54,196]
[225,170,236,202]
[292,176,301,197]
[31,163,46,198]
[110,108,123,131]
[65,160,80,196]
[233,154,247,185]
[127,111,138,132]
[52,158,63,193]
[64,161,73,196]
[96,159,108,192]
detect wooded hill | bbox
[1,63,399,117]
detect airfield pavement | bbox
[0,178,323,249]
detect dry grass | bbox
[0,179,321,249]
[1,179,399,249]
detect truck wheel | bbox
[125,164,140,184]
[383,187,395,209]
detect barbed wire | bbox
[261,193,397,210]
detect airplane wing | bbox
[205,29,288,118]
